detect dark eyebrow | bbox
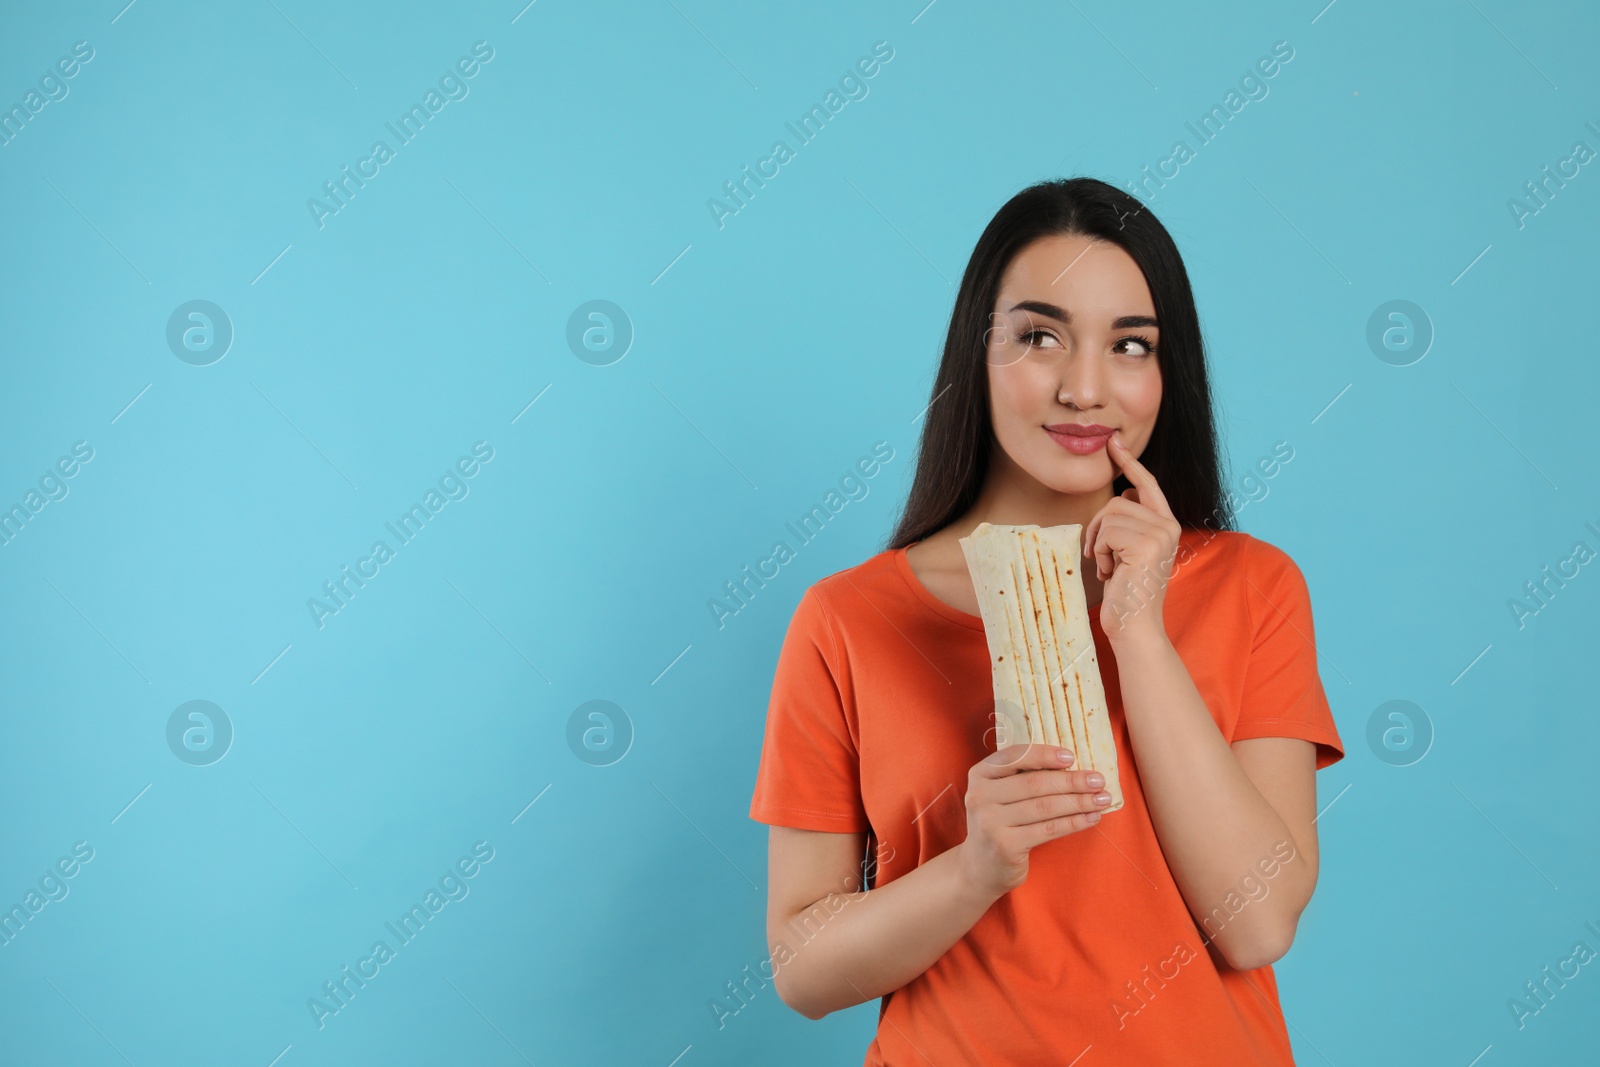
[1008,300,1158,330]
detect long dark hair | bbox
[886,177,1233,550]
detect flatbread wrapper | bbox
[958,521,1124,812]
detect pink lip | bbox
[1045,423,1113,435]
[1044,424,1112,455]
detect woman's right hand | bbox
[957,743,1114,899]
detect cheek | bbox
[989,361,1055,410]
[987,365,1046,441]
[1122,366,1162,420]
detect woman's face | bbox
[984,233,1163,495]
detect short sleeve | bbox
[748,585,870,832]
[1232,539,1346,770]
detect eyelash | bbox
[1016,329,1158,358]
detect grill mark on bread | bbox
[959,522,1125,811]
[1032,530,1083,764]
[1013,552,1060,748]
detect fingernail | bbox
[1086,773,1104,788]
[1086,811,1102,823]
[1094,792,1112,805]
[1058,749,1074,763]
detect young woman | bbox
[748,177,1345,1065]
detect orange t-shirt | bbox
[749,528,1345,1066]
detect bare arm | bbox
[1085,434,1324,972]
[1113,630,1320,970]
[765,744,1112,1019]
[765,827,994,1019]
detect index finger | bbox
[1108,431,1174,520]
[978,743,1074,776]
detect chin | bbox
[1031,460,1113,495]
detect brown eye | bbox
[1117,335,1157,358]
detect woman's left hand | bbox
[1082,432,1182,645]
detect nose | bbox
[1056,348,1105,409]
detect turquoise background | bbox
[2,0,1597,1063]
